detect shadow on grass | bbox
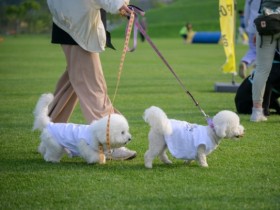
[1,153,203,174]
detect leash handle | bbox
[126,5,145,52]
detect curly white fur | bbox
[33,93,132,164]
[143,106,244,168]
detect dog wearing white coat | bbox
[32,93,132,164]
[143,106,244,168]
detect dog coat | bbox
[46,122,93,156]
[164,119,216,160]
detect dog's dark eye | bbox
[121,131,125,135]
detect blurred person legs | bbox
[251,33,280,122]
[239,33,256,79]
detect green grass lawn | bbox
[0,35,279,210]
[113,0,246,38]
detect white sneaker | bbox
[106,147,137,160]
[250,108,267,122]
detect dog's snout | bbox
[124,137,132,145]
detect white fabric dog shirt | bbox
[46,122,93,156]
[164,119,216,160]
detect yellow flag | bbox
[219,0,236,74]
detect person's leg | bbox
[48,45,78,122]
[67,45,119,123]
[251,33,279,121]
[67,45,135,160]
[239,33,256,78]
[252,36,278,107]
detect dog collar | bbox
[207,118,215,130]
[207,118,220,145]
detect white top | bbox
[164,120,217,160]
[47,0,129,52]
[47,122,93,156]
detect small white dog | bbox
[33,93,132,164]
[143,106,244,168]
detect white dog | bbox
[143,106,244,168]
[33,93,132,164]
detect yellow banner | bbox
[219,0,236,74]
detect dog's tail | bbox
[32,93,53,131]
[143,106,172,135]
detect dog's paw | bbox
[99,153,106,164]
[200,163,209,168]
[144,162,153,169]
[44,157,60,163]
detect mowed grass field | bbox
[114,0,246,38]
[0,35,279,210]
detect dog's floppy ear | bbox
[214,124,227,138]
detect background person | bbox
[235,51,280,115]
[251,0,280,122]
[179,22,193,44]
[238,0,261,79]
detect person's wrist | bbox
[119,5,132,16]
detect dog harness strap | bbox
[105,114,112,160]
[206,118,220,145]
[207,118,215,129]
[98,144,105,164]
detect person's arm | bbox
[244,0,250,30]
[94,0,132,14]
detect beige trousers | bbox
[48,45,119,123]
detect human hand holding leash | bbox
[119,4,133,16]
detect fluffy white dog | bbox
[143,106,244,168]
[33,93,132,164]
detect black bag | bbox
[254,14,280,35]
